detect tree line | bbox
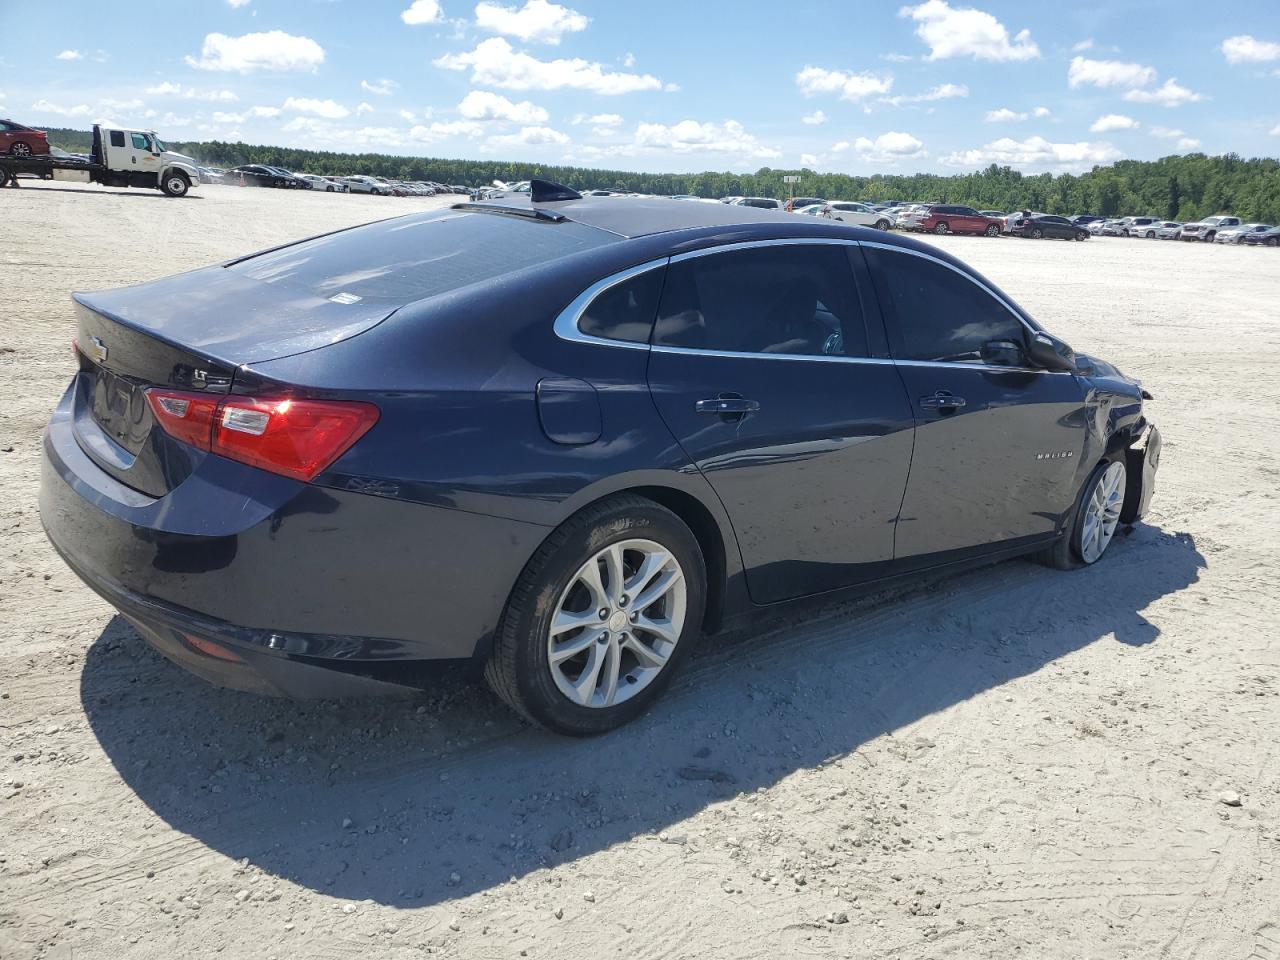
[43,125,1280,222]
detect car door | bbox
[646,241,916,604]
[861,243,1088,564]
[0,122,13,152]
[126,132,160,180]
[954,207,983,233]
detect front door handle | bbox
[919,391,966,411]
[695,395,760,419]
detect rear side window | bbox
[654,244,869,358]
[232,210,615,305]
[109,130,125,148]
[578,269,663,344]
[867,248,1025,364]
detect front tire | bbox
[1035,459,1127,570]
[875,219,891,230]
[485,495,707,735]
[9,141,32,157]
[161,172,190,197]
[933,222,949,235]
[1031,228,1044,239]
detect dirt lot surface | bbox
[2,180,1278,959]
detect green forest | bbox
[44,125,1280,222]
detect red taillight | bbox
[213,396,379,482]
[144,389,378,482]
[145,389,220,449]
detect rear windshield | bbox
[229,209,616,305]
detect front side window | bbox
[130,133,150,150]
[654,244,868,358]
[867,248,1026,364]
[578,268,664,344]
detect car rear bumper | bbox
[39,383,550,694]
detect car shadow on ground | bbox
[79,523,1203,908]
[5,183,203,198]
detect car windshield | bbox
[152,136,167,151]
[231,208,617,306]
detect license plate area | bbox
[89,366,152,456]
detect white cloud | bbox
[633,119,780,159]
[435,37,663,94]
[361,78,399,96]
[401,0,443,25]
[848,130,926,162]
[283,96,350,119]
[408,119,486,142]
[1123,78,1206,107]
[356,101,374,115]
[1072,39,1093,52]
[398,109,419,122]
[882,82,967,106]
[1221,35,1280,64]
[145,82,238,102]
[1271,124,1280,136]
[227,0,251,6]
[487,124,570,148]
[1176,137,1201,150]
[1090,113,1139,132]
[185,31,325,73]
[458,89,549,123]
[800,153,819,166]
[795,65,893,100]
[212,110,244,124]
[30,99,91,117]
[474,0,588,44]
[984,107,1026,122]
[571,112,622,135]
[1068,56,1156,89]
[802,110,828,125]
[56,49,82,61]
[899,1,1039,62]
[622,52,635,67]
[1032,105,1050,118]
[1150,126,1184,139]
[882,52,913,62]
[248,105,281,118]
[943,135,1123,172]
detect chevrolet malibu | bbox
[40,181,1161,735]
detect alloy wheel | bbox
[1079,461,1126,563]
[934,222,949,235]
[11,142,32,157]
[546,538,686,709]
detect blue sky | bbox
[4,0,1279,174]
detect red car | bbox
[901,203,1002,236]
[0,119,50,157]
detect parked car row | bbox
[210,165,467,197]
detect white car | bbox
[1155,221,1183,239]
[808,201,894,230]
[1125,217,1163,238]
[1180,215,1241,242]
[342,176,386,195]
[731,196,781,210]
[298,174,344,192]
[1215,223,1273,244]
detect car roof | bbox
[465,193,799,239]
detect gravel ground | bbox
[1,180,1278,959]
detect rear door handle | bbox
[919,391,966,411]
[695,396,760,417]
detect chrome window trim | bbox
[552,256,670,350]
[554,237,1073,376]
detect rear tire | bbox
[1034,458,1127,570]
[985,224,999,237]
[9,142,32,157]
[485,495,706,736]
[933,222,949,235]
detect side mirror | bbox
[1026,331,1077,372]
[980,339,1025,367]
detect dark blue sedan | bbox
[40,180,1160,735]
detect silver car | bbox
[1180,215,1241,241]
[810,201,893,230]
[1215,223,1273,244]
[1154,221,1182,239]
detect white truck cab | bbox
[93,125,201,196]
